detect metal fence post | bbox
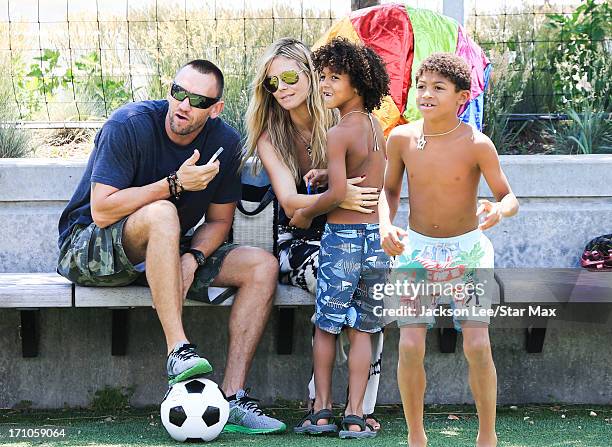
[351,0,380,11]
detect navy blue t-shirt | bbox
[58,100,242,247]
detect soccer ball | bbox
[160,378,229,442]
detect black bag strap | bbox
[236,185,275,216]
[273,197,279,257]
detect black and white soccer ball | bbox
[161,378,229,442]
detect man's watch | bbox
[187,249,207,267]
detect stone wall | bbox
[1,155,611,408]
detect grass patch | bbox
[0,404,610,446]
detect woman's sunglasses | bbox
[263,69,305,93]
[170,82,220,109]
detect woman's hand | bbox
[288,208,313,229]
[339,176,379,214]
[303,169,328,189]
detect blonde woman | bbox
[244,38,384,431]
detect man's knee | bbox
[122,201,180,263]
[253,250,279,278]
[141,200,180,235]
[232,247,278,294]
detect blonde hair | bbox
[243,37,336,184]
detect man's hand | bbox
[177,150,220,191]
[477,199,503,230]
[289,208,313,229]
[380,223,407,256]
[180,253,198,301]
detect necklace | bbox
[339,110,380,152]
[417,120,462,150]
[340,110,369,121]
[294,126,313,159]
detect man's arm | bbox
[190,202,235,256]
[180,202,235,298]
[476,135,519,230]
[289,128,348,227]
[91,150,219,228]
[91,181,171,228]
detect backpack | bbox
[580,234,612,270]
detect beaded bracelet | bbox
[166,171,184,200]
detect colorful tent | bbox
[314,4,491,136]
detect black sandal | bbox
[364,412,382,431]
[338,414,377,439]
[294,408,338,434]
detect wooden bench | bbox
[0,273,73,357]
[0,272,313,357]
[495,269,612,353]
[3,268,610,358]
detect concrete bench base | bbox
[74,282,314,356]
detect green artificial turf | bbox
[0,404,610,446]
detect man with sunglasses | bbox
[57,60,286,434]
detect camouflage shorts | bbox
[57,217,239,303]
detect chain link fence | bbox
[0,0,609,155]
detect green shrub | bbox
[482,52,531,154]
[544,0,612,111]
[550,104,612,154]
[0,68,31,158]
[0,124,31,158]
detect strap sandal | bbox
[364,412,382,431]
[338,414,377,439]
[294,408,338,434]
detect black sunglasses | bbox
[170,82,220,109]
[263,69,305,93]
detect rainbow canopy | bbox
[314,4,491,136]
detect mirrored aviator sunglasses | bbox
[170,82,220,109]
[263,69,304,93]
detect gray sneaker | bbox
[166,342,212,385]
[222,389,286,434]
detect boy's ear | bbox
[458,89,471,106]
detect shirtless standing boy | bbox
[289,37,390,438]
[379,53,519,447]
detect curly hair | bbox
[313,37,390,113]
[415,53,471,91]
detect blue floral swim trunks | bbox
[315,223,390,334]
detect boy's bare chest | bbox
[404,145,479,187]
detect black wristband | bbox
[187,248,207,267]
